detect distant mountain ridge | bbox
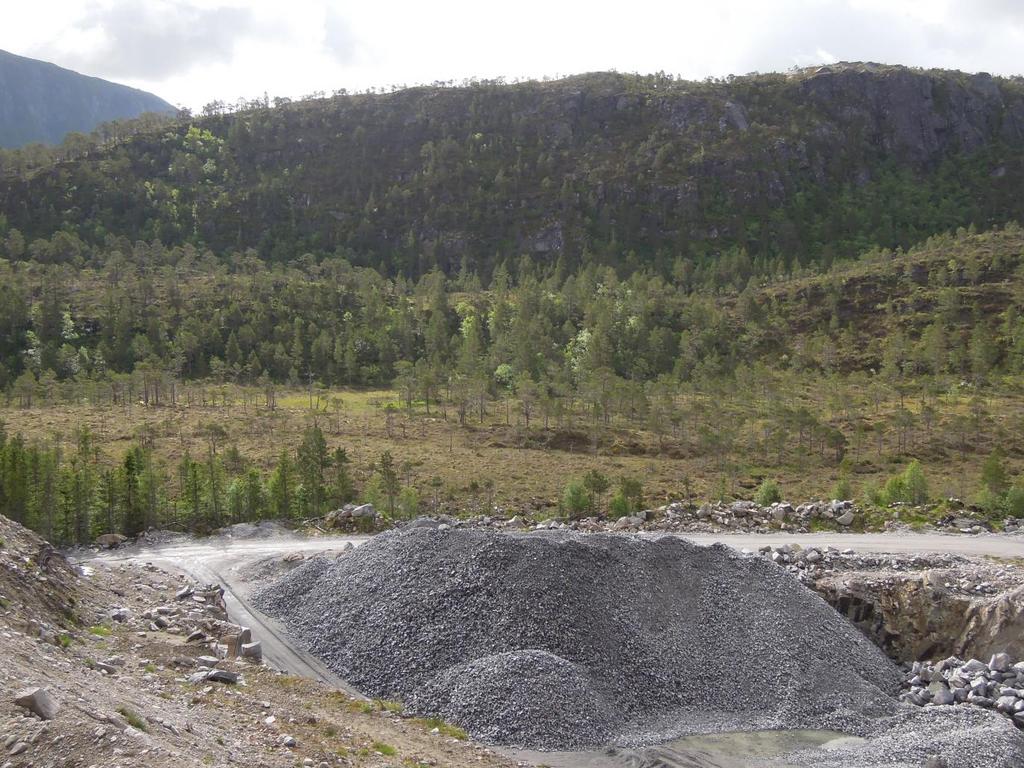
[0,49,174,148]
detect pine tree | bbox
[297,425,329,517]
[330,447,355,506]
[122,448,145,536]
[268,450,295,520]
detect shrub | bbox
[881,460,929,506]
[1004,486,1024,518]
[975,487,1005,515]
[619,476,643,509]
[582,469,610,513]
[397,487,419,519]
[608,476,644,518]
[361,474,383,511]
[981,449,1009,496]
[561,480,589,518]
[754,478,782,506]
[882,474,907,505]
[863,481,885,508]
[609,491,630,518]
[832,474,853,501]
[901,460,929,505]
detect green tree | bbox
[374,451,400,516]
[561,479,589,519]
[121,448,145,536]
[582,469,610,514]
[297,424,330,517]
[980,448,1009,496]
[243,467,266,520]
[268,450,295,520]
[329,447,355,506]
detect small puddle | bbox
[505,730,863,768]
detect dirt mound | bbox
[254,528,902,749]
[0,513,80,627]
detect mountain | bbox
[0,63,1022,278]
[0,49,175,148]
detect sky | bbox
[1,0,1022,110]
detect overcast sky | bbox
[2,0,1022,110]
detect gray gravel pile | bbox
[253,528,903,749]
[788,706,1024,768]
[251,555,334,606]
[411,649,616,746]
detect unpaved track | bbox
[80,530,1023,699]
[84,534,371,698]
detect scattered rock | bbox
[241,641,263,661]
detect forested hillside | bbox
[1,63,1022,277]
[2,63,1024,543]
[0,49,174,148]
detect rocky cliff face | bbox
[797,64,1024,164]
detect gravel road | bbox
[86,529,1024,568]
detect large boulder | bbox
[14,687,59,719]
[95,533,128,549]
[325,503,377,528]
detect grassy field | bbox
[2,375,1022,518]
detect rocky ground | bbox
[0,513,515,768]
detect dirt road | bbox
[85,533,370,696]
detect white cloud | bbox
[40,1,264,79]
[0,0,1021,111]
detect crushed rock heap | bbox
[254,528,903,749]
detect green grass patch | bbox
[372,742,397,756]
[117,706,148,731]
[87,625,112,637]
[352,698,403,715]
[807,517,838,533]
[415,717,468,740]
[58,633,72,648]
